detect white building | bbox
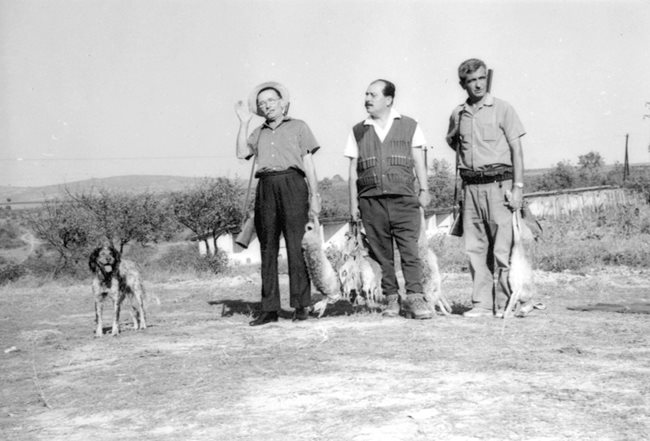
[199,209,455,265]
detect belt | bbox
[460,169,513,185]
[255,168,303,179]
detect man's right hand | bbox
[446,109,463,149]
[445,128,459,148]
[234,100,253,123]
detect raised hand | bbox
[234,100,253,122]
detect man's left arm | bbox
[411,123,431,207]
[299,122,322,218]
[412,146,431,207]
[501,102,525,211]
[509,136,524,211]
[302,153,321,218]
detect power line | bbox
[0,155,235,162]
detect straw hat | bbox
[247,81,290,116]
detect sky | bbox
[1,0,650,187]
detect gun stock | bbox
[487,68,493,93]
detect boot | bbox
[249,311,279,326]
[382,294,400,317]
[402,293,433,320]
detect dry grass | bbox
[1,270,649,441]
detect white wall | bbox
[208,212,455,265]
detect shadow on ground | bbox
[567,302,650,314]
[208,296,385,319]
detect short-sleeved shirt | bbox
[247,116,320,173]
[453,94,525,171]
[343,108,426,159]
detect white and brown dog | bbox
[88,245,147,337]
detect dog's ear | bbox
[111,247,121,266]
[88,247,100,272]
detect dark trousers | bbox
[358,195,423,295]
[254,169,311,311]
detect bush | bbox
[148,243,229,275]
[0,223,23,249]
[425,202,650,274]
[533,203,650,272]
[0,263,27,285]
[195,251,229,274]
[20,247,89,280]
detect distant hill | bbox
[3,163,647,207]
[0,175,212,205]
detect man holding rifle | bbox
[446,59,526,318]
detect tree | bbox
[23,198,94,274]
[67,188,173,253]
[319,177,349,220]
[427,158,456,208]
[578,151,604,170]
[170,178,242,253]
[577,151,605,187]
[319,177,333,193]
[537,160,577,191]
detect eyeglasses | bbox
[257,98,280,109]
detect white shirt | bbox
[343,108,427,159]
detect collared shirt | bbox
[247,116,320,173]
[343,108,426,158]
[453,94,525,171]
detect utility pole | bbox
[645,102,650,163]
[623,133,630,181]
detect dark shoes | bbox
[402,293,433,320]
[249,311,278,326]
[383,294,433,319]
[293,307,309,321]
[249,308,310,326]
[382,294,401,317]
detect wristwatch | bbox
[514,182,524,188]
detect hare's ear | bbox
[88,248,100,272]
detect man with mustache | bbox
[235,82,321,326]
[345,79,432,319]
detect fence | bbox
[525,186,643,219]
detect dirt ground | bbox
[1,268,649,441]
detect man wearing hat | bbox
[235,82,321,326]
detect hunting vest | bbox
[353,116,417,197]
